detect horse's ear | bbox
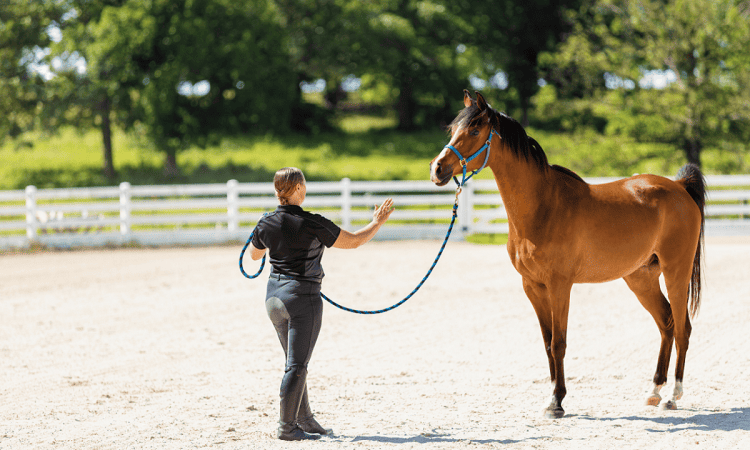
[463,89,473,108]
[475,91,488,111]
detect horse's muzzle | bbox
[430,161,454,186]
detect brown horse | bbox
[430,90,706,419]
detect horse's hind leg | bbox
[662,266,693,410]
[624,265,674,407]
[659,251,695,410]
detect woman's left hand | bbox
[373,198,395,224]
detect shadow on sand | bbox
[339,408,748,444]
[350,433,527,445]
[579,407,750,433]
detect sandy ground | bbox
[1,237,749,449]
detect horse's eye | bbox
[469,129,480,136]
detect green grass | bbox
[1,124,465,190]
[465,233,509,245]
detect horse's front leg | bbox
[523,278,571,418]
[523,279,554,380]
[544,281,573,419]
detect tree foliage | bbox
[4,0,750,181]
[0,0,62,142]
[546,0,750,166]
[276,0,480,130]
[468,0,584,126]
[361,0,478,130]
[50,0,296,175]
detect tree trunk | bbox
[519,93,530,128]
[683,138,702,167]
[397,76,415,131]
[164,150,180,178]
[100,95,116,180]
[324,83,346,109]
[683,100,702,167]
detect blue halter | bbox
[444,128,498,187]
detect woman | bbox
[249,167,394,441]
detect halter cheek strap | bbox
[444,128,498,187]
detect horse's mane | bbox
[449,104,584,183]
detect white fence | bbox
[2,175,750,250]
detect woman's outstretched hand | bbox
[374,198,395,224]
[333,198,395,249]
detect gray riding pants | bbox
[265,275,323,399]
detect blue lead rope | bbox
[239,201,460,315]
[238,238,266,279]
[240,129,491,314]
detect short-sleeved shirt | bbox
[251,205,341,282]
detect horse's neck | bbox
[489,155,549,233]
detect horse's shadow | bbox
[340,408,748,444]
[579,407,750,433]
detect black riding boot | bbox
[297,386,333,435]
[277,366,320,441]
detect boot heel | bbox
[298,415,332,435]
[277,423,321,441]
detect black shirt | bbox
[252,205,342,282]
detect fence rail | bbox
[2,175,750,250]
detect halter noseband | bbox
[443,127,498,187]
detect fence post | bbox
[227,179,239,233]
[459,180,474,235]
[25,185,38,242]
[119,182,131,239]
[341,177,352,231]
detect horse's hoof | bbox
[544,407,565,419]
[645,395,661,407]
[661,400,677,410]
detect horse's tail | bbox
[676,163,706,318]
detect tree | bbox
[55,0,296,177]
[0,1,62,142]
[276,0,476,131]
[48,0,129,179]
[274,0,364,106]
[363,0,477,130]
[469,0,584,127]
[550,0,750,166]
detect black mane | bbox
[449,104,584,183]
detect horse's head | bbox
[430,90,495,186]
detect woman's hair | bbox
[274,167,305,205]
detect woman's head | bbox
[274,167,306,205]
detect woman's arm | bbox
[333,198,394,249]
[249,244,266,260]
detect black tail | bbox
[676,163,706,318]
